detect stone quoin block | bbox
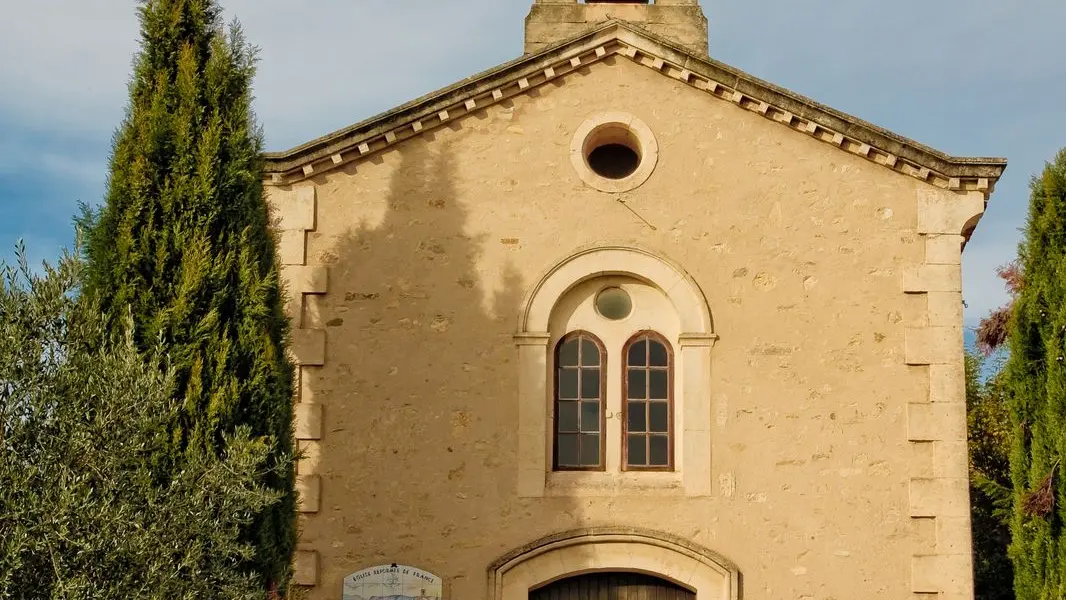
[904,327,963,365]
[907,403,967,442]
[276,186,317,232]
[297,475,321,513]
[929,362,967,404]
[917,189,985,235]
[282,265,329,296]
[295,403,323,440]
[912,553,971,596]
[294,550,319,586]
[926,292,964,327]
[924,234,964,265]
[902,264,962,293]
[290,329,326,366]
[277,229,307,266]
[909,478,970,518]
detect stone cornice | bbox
[263,20,1007,192]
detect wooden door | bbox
[529,572,695,600]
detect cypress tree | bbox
[1005,147,1066,599]
[79,0,295,592]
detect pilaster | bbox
[265,183,328,589]
[901,186,986,600]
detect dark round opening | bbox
[586,143,640,180]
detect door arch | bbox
[489,527,738,600]
[530,572,695,600]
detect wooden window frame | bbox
[621,330,675,472]
[552,331,607,472]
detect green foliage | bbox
[1004,147,1066,600]
[0,248,286,599]
[967,352,1015,599]
[77,0,296,590]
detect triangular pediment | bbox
[263,20,1005,193]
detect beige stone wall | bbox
[268,56,960,599]
[525,0,708,56]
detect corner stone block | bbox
[297,475,321,513]
[927,292,963,328]
[291,329,326,366]
[903,264,962,293]
[917,189,985,235]
[904,327,963,366]
[907,403,967,442]
[294,550,319,586]
[281,265,329,296]
[277,230,307,266]
[295,403,323,440]
[929,362,966,404]
[909,477,970,518]
[912,554,972,596]
[936,516,974,555]
[277,186,317,232]
[925,234,964,265]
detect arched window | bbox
[623,331,673,470]
[554,331,606,471]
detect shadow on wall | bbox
[302,129,582,596]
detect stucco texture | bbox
[286,55,928,600]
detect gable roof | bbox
[263,20,1006,193]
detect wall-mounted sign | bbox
[343,564,443,600]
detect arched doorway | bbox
[530,572,695,600]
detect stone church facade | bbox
[262,2,1007,599]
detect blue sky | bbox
[1,0,1063,326]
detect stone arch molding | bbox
[488,527,740,600]
[518,244,714,338]
[513,245,717,498]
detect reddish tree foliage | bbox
[976,261,1023,355]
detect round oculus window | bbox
[571,113,659,193]
[583,124,642,180]
[595,287,633,320]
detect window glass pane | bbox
[557,434,579,466]
[648,340,669,366]
[649,402,668,432]
[580,339,600,366]
[628,340,647,366]
[558,368,578,399]
[627,434,647,466]
[627,401,646,432]
[581,368,600,398]
[581,401,600,432]
[558,338,579,366]
[650,435,669,466]
[580,434,600,466]
[649,370,668,399]
[627,369,646,398]
[558,401,579,433]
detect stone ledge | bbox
[295,403,323,440]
